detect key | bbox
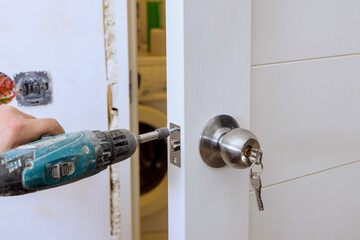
[249,148,263,165]
[250,171,264,211]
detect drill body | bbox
[0,129,139,196]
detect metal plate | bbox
[14,71,52,106]
[169,123,181,168]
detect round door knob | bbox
[199,115,261,169]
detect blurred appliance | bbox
[138,54,168,236]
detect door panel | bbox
[250,161,360,240]
[251,1,360,239]
[251,55,360,186]
[252,0,360,65]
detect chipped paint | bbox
[103,0,122,239]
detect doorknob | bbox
[199,115,262,169]
[199,115,265,211]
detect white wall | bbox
[0,1,110,239]
[250,0,360,239]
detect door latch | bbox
[169,123,181,168]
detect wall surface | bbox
[0,1,110,239]
[250,0,360,239]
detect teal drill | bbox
[0,128,170,196]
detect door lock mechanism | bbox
[169,123,181,168]
[199,115,265,211]
[199,115,261,169]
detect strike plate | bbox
[169,123,181,168]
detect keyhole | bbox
[244,146,252,157]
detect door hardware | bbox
[169,123,181,168]
[199,115,261,169]
[199,115,265,211]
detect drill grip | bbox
[0,129,139,196]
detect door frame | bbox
[103,0,139,239]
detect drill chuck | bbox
[0,128,169,196]
[91,129,139,173]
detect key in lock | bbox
[199,115,265,211]
[218,128,261,168]
[199,115,262,169]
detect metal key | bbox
[249,148,263,165]
[250,171,264,211]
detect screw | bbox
[26,161,33,169]
[82,145,90,154]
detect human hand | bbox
[0,105,65,153]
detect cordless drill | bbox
[0,128,170,196]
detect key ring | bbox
[250,162,263,175]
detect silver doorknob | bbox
[199,115,262,169]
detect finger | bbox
[28,118,65,138]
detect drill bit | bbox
[137,127,170,144]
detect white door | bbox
[250,1,360,239]
[167,0,360,240]
[166,0,251,239]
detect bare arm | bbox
[0,105,65,153]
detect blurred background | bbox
[135,0,168,239]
